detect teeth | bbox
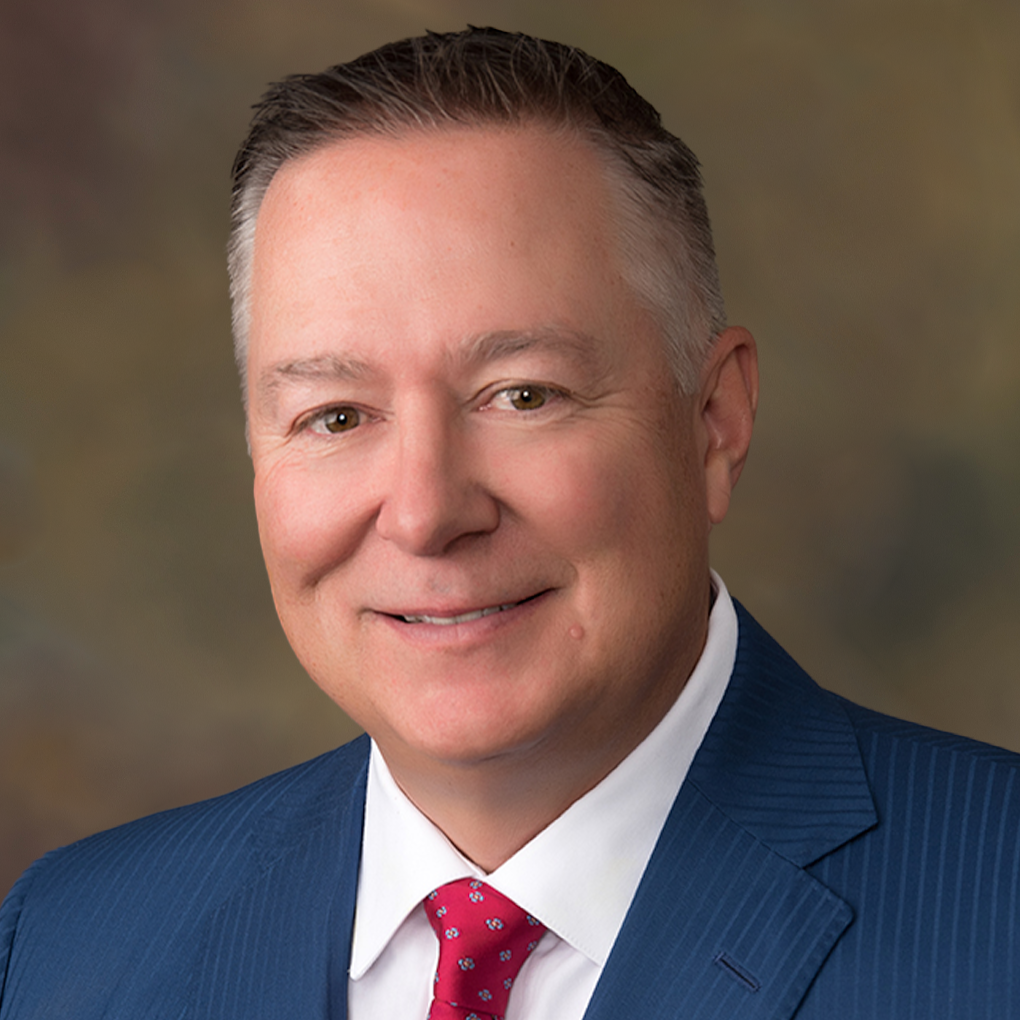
[401,603,516,626]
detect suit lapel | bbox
[186,738,369,1020]
[584,783,853,1020]
[584,604,876,1020]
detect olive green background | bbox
[2,0,1018,897]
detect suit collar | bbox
[248,735,370,869]
[584,603,875,1020]
[688,602,877,866]
[186,737,370,1020]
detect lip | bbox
[396,602,519,626]
[375,588,550,622]
[371,589,553,644]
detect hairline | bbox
[228,117,722,404]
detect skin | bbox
[247,124,758,870]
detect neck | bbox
[385,738,629,872]
[378,631,705,871]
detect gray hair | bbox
[228,27,726,394]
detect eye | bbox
[496,386,554,411]
[310,406,361,434]
[509,387,547,410]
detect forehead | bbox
[247,124,657,387]
[264,120,611,201]
[255,123,620,267]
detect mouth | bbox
[386,590,549,626]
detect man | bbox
[1,27,1019,1020]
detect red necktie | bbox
[424,878,547,1020]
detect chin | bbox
[385,696,558,770]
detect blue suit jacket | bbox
[2,604,1019,1018]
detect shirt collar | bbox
[350,571,737,977]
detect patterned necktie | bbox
[424,878,547,1020]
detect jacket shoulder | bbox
[733,599,1020,775]
[838,692,1020,766]
[0,736,370,1014]
[18,734,369,893]
[800,690,1020,1015]
[831,692,1020,858]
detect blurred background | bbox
[2,0,1018,897]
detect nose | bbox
[374,408,500,556]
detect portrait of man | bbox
[1,19,1019,1020]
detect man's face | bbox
[247,125,725,781]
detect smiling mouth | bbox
[391,591,548,626]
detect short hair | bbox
[228,27,726,394]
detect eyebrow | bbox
[255,326,604,415]
[262,353,372,387]
[256,353,371,415]
[461,327,602,369]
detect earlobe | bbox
[699,327,758,525]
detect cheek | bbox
[493,428,690,558]
[253,459,368,588]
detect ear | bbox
[697,326,759,526]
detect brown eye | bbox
[509,387,547,411]
[324,407,360,432]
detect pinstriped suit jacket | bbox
[2,603,1019,1018]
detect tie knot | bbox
[425,879,547,1020]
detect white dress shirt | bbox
[348,572,738,1020]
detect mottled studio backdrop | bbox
[2,0,1019,896]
